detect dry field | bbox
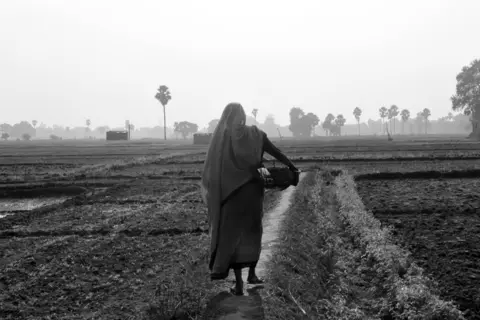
[356,175,480,319]
[1,137,479,319]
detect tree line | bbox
[0,107,471,141]
[1,58,478,141]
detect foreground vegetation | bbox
[263,170,465,319]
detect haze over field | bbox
[1,0,479,129]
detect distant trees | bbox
[95,126,109,136]
[1,133,9,140]
[400,109,410,134]
[85,119,91,134]
[379,106,388,134]
[154,85,172,140]
[388,105,399,134]
[353,107,362,135]
[22,133,31,141]
[451,59,480,139]
[10,121,35,139]
[335,114,346,135]
[421,108,431,134]
[321,113,346,136]
[49,134,62,140]
[322,114,336,136]
[414,112,423,134]
[174,121,199,139]
[288,107,319,138]
[32,120,37,129]
[262,114,281,137]
[207,119,220,133]
[0,123,12,135]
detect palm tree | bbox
[379,106,388,134]
[388,105,399,134]
[400,109,410,134]
[32,120,37,129]
[322,113,335,136]
[252,109,259,124]
[335,114,346,136]
[86,119,91,134]
[422,108,431,134]
[154,85,172,140]
[353,107,362,135]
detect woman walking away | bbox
[201,102,298,296]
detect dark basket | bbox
[263,167,300,189]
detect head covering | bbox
[201,103,264,266]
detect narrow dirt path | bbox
[203,174,306,320]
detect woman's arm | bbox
[262,133,297,170]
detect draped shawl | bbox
[201,103,264,267]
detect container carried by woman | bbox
[201,102,298,296]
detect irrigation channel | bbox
[205,173,306,320]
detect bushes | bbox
[50,134,62,140]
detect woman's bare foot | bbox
[247,267,264,284]
[230,283,244,296]
[247,275,264,284]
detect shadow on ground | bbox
[202,286,265,320]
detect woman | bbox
[201,102,298,295]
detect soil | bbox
[0,164,286,320]
[3,140,480,318]
[0,175,213,319]
[0,233,210,319]
[355,169,480,180]
[356,178,480,214]
[356,178,480,319]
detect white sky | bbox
[1,0,479,129]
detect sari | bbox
[201,103,265,279]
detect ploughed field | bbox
[1,137,480,319]
[0,142,282,319]
[0,177,209,319]
[2,136,480,184]
[356,176,480,319]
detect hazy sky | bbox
[1,0,479,129]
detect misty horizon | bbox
[1,0,479,129]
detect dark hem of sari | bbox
[210,261,258,281]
